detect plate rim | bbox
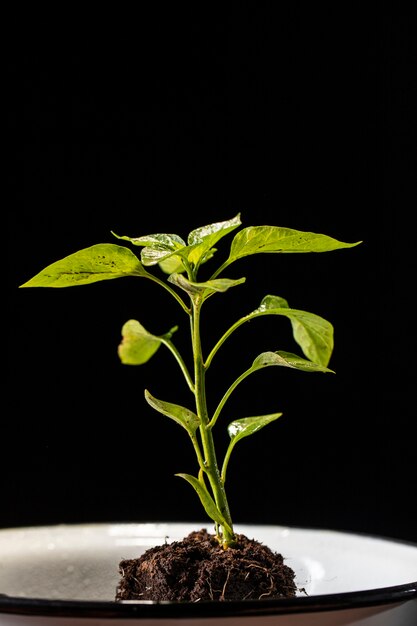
[1,522,416,618]
[1,582,416,618]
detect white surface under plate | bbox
[0,522,416,625]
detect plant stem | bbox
[191,298,236,548]
[208,368,252,429]
[158,337,195,394]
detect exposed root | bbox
[116,528,297,602]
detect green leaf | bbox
[158,255,186,274]
[112,232,186,249]
[151,215,242,269]
[252,350,335,373]
[186,213,242,266]
[168,273,246,298]
[19,244,146,288]
[112,231,186,267]
[144,390,200,435]
[228,226,362,262]
[251,295,334,366]
[222,413,282,483]
[227,413,283,446]
[257,295,289,309]
[175,473,233,532]
[290,312,333,367]
[112,215,241,272]
[118,320,177,365]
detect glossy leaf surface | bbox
[112,214,241,270]
[185,213,242,266]
[227,413,283,446]
[222,413,283,484]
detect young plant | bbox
[20,214,361,548]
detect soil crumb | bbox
[116,528,297,602]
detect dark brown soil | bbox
[115,528,297,602]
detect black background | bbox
[5,6,416,544]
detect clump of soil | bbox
[116,528,297,602]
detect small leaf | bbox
[141,246,180,267]
[251,295,334,366]
[186,213,242,266]
[158,255,186,274]
[145,390,200,435]
[113,216,242,272]
[222,413,282,483]
[167,273,204,295]
[256,295,289,309]
[252,350,335,373]
[168,273,246,298]
[112,231,186,250]
[227,413,283,445]
[187,214,242,246]
[118,320,177,365]
[175,473,233,532]
[159,249,216,274]
[20,244,147,288]
[228,226,362,262]
[112,231,186,267]
[290,313,333,367]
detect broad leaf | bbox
[20,244,147,288]
[251,295,334,366]
[175,472,233,532]
[144,390,200,435]
[118,320,177,365]
[252,350,335,373]
[228,226,362,263]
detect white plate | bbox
[0,522,416,625]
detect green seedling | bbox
[20,213,361,548]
